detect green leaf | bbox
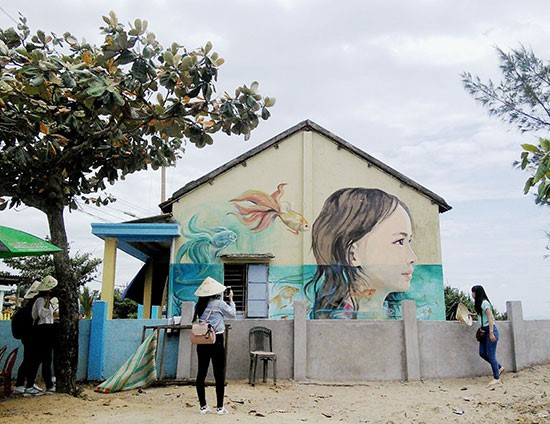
[85,84,106,97]
[30,75,45,86]
[521,143,540,154]
[523,177,534,194]
[131,58,148,83]
[204,41,212,54]
[115,50,136,65]
[540,138,550,152]
[261,107,270,120]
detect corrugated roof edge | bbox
[159,120,452,213]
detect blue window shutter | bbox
[247,264,268,318]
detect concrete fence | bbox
[1,300,549,383]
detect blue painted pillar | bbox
[152,305,159,318]
[137,304,143,319]
[88,301,107,380]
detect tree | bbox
[2,247,101,295]
[444,286,474,321]
[112,288,138,319]
[462,46,550,205]
[79,286,98,319]
[0,12,274,395]
[444,285,506,321]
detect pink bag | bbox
[191,322,216,345]
[191,300,219,345]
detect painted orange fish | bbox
[229,183,309,234]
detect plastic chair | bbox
[248,326,276,386]
[0,348,18,397]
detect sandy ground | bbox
[1,365,549,424]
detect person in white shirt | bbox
[193,277,236,415]
[25,276,58,396]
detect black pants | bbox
[15,336,32,387]
[196,334,226,408]
[26,324,54,389]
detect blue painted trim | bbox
[137,304,143,319]
[117,240,150,262]
[91,223,180,241]
[88,301,107,380]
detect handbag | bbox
[191,322,216,345]
[191,300,219,345]
[475,311,486,342]
[475,327,486,342]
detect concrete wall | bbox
[0,319,91,381]
[2,300,549,385]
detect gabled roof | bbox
[160,120,452,213]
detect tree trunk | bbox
[46,203,79,396]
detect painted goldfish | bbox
[270,285,300,309]
[229,183,309,234]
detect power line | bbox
[0,5,18,25]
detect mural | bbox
[175,213,237,263]
[229,183,309,234]
[305,188,417,319]
[169,185,445,321]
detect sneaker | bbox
[13,386,25,394]
[199,405,211,415]
[487,378,502,388]
[23,387,44,397]
[499,366,505,376]
[46,385,56,394]
[33,384,43,391]
[216,407,229,415]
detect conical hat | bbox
[36,275,58,291]
[24,280,41,299]
[456,303,473,326]
[194,276,226,297]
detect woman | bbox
[471,285,504,386]
[306,187,417,319]
[194,276,236,415]
[28,275,58,395]
[13,281,41,396]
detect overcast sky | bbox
[1,1,548,318]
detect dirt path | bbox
[1,365,549,423]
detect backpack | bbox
[11,298,36,340]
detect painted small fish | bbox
[176,214,237,263]
[229,183,309,235]
[270,285,300,309]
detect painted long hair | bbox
[305,187,410,319]
[471,285,491,316]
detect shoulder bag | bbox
[475,310,486,342]
[191,301,219,345]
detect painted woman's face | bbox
[350,205,417,293]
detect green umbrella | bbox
[0,225,62,258]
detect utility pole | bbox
[161,165,166,203]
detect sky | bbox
[0,0,548,318]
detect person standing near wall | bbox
[13,281,41,396]
[27,275,58,395]
[193,277,236,415]
[471,285,504,387]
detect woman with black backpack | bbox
[13,280,41,396]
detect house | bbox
[93,120,451,321]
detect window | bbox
[223,263,269,318]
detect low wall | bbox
[0,319,91,381]
[2,299,549,384]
